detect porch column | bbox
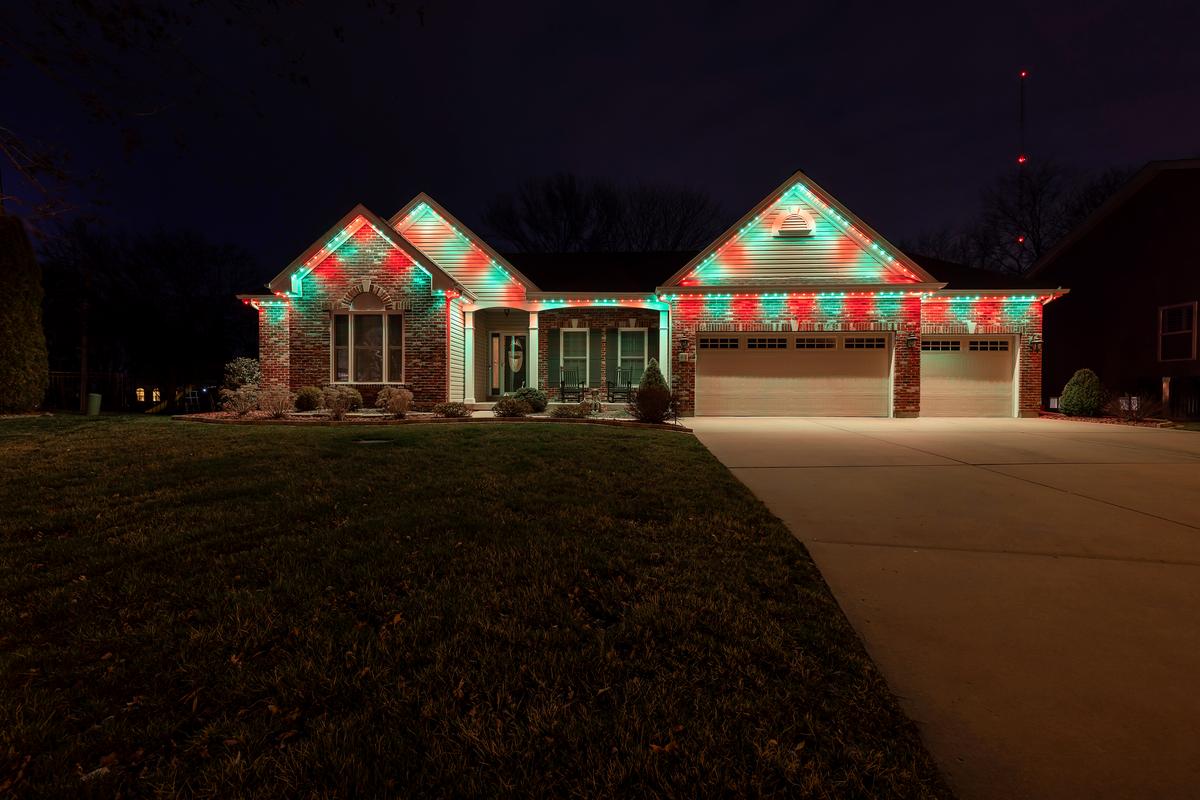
[463,309,476,403]
[527,312,539,391]
[659,310,670,385]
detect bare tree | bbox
[484,174,725,253]
[904,162,1133,274]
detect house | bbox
[1029,159,1200,417]
[238,169,1066,417]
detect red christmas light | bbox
[1017,154,1028,164]
[1019,69,1028,78]
[1017,235,1026,244]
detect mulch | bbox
[1037,410,1175,428]
[172,411,692,433]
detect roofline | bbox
[655,282,945,296]
[527,291,660,300]
[1028,158,1200,276]
[931,288,1069,298]
[266,203,475,299]
[389,192,542,292]
[660,168,939,288]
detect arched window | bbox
[332,292,404,383]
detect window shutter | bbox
[648,327,660,365]
[605,328,618,386]
[548,329,560,387]
[589,329,602,388]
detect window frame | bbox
[1158,302,1197,362]
[560,328,590,387]
[617,327,648,384]
[330,309,405,384]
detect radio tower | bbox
[1015,69,1029,268]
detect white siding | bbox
[686,190,912,286]
[400,210,527,305]
[448,297,464,401]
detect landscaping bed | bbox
[172,410,691,432]
[0,416,948,797]
[1038,410,1175,428]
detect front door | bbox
[489,333,527,396]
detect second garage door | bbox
[696,333,891,416]
[920,336,1016,416]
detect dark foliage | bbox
[432,401,470,418]
[0,215,49,411]
[294,386,324,412]
[491,396,531,417]
[904,162,1132,274]
[40,223,260,402]
[512,386,548,412]
[485,174,725,253]
[627,358,672,424]
[1060,368,1105,416]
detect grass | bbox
[0,416,949,798]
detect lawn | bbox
[0,416,949,798]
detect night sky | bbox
[7,1,1200,273]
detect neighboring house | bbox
[239,170,1065,417]
[1030,160,1200,417]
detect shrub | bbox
[1059,368,1105,417]
[0,215,49,412]
[550,401,593,419]
[322,386,359,420]
[512,386,548,412]
[492,397,532,417]
[295,385,324,412]
[258,387,295,419]
[376,386,414,419]
[223,357,261,390]
[432,401,471,418]
[220,385,259,416]
[627,358,672,424]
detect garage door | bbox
[696,333,891,416]
[920,337,1015,416]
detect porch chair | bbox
[607,368,637,403]
[560,369,585,403]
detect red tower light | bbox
[1020,69,1029,78]
[1017,235,1026,244]
[1017,154,1028,164]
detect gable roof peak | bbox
[659,168,939,289]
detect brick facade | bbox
[258,223,449,407]
[668,294,922,416]
[537,308,661,399]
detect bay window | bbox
[333,292,404,383]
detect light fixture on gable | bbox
[771,206,815,238]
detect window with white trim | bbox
[1159,302,1197,362]
[561,329,589,385]
[921,339,960,351]
[332,292,404,383]
[968,340,1009,351]
[796,337,836,349]
[844,336,886,349]
[618,329,647,381]
[699,337,738,349]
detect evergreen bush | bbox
[1059,368,1105,417]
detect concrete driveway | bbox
[689,417,1200,800]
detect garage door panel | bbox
[696,335,890,416]
[921,338,1015,417]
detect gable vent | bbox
[771,207,815,238]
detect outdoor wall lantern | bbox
[906,335,918,348]
[1029,336,1043,353]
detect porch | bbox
[463,299,670,403]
